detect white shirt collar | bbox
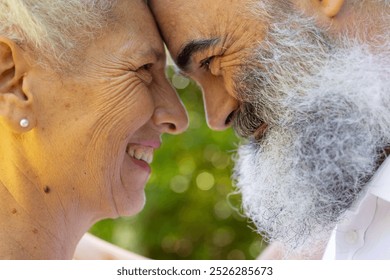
[368,157,390,202]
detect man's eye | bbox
[200,56,215,70]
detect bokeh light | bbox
[196,171,215,191]
[172,73,190,89]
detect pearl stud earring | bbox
[20,118,29,128]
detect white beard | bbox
[233,11,390,255]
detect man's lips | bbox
[229,106,268,139]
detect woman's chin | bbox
[112,156,150,217]
[116,191,146,217]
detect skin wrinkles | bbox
[178,22,262,72]
[83,52,156,149]
[216,52,257,99]
[170,22,264,114]
[90,50,161,76]
[150,0,389,257]
[181,47,237,97]
[87,57,153,85]
[77,30,168,218]
[88,49,161,92]
[84,72,149,217]
[177,38,220,70]
[85,76,153,158]
[92,76,147,117]
[0,0,189,259]
[178,36,255,80]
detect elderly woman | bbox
[0,0,188,259]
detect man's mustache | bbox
[232,102,266,138]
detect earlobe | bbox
[319,0,345,18]
[0,37,35,133]
[0,93,35,132]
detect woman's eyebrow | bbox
[176,38,220,71]
[121,47,164,65]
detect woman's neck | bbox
[0,167,92,259]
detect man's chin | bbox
[234,128,367,253]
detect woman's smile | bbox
[125,142,160,172]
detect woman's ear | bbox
[0,37,35,132]
[318,0,345,18]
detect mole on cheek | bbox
[43,186,51,194]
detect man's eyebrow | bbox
[176,38,220,71]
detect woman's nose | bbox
[152,78,189,135]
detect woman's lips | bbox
[124,140,161,173]
[129,156,151,172]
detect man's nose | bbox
[152,77,189,135]
[202,81,239,131]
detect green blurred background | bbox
[90,67,266,259]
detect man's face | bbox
[151,0,390,252]
[150,0,267,130]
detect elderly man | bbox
[149,0,390,259]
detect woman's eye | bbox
[135,64,153,85]
[139,63,153,72]
[200,56,215,70]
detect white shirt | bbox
[323,157,390,259]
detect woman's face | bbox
[25,0,188,219]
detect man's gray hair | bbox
[0,0,118,71]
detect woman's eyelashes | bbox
[135,63,153,84]
[138,63,153,72]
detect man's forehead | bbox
[150,0,213,26]
[149,0,234,28]
[150,1,213,51]
[149,0,257,68]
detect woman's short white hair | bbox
[0,0,117,71]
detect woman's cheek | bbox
[126,83,155,120]
[105,76,155,115]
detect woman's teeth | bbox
[127,145,154,164]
